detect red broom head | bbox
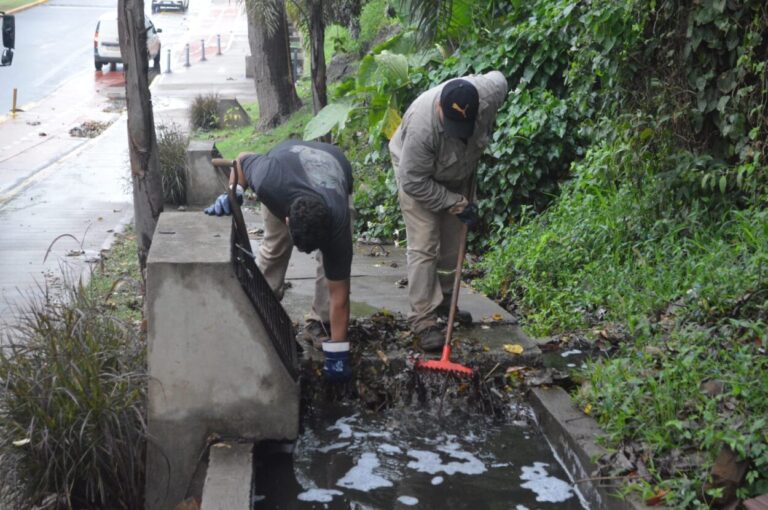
[415,359,473,376]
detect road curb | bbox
[6,0,48,14]
[529,386,662,510]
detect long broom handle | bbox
[212,158,236,168]
[441,171,477,361]
[442,222,468,359]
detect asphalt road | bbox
[0,0,193,113]
[0,0,117,111]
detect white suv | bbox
[152,0,189,13]
[93,12,162,71]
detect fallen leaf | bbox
[376,350,390,366]
[584,403,592,415]
[503,343,524,354]
[12,438,30,447]
[645,489,669,506]
[492,313,503,321]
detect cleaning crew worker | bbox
[389,71,508,351]
[204,139,354,381]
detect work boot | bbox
[436,300,473,326]
[299,320,330,349]
[418,327,445,352]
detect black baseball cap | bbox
[440,79,479,139]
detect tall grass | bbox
[157,123,189,206]
[190,93,219,131]
[0,280,146,509]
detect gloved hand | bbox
[448,195,469,215]
[204,185,244,216]
[322,341,352,382]
[456,202,480,230]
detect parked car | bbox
[151,0,189,13]
[93,12,162,71]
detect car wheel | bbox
[153,50,161,71]
[95,60,103,71]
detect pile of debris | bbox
[69,120,112,138]
[300,312,549,422]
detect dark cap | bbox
[440,79,479,139]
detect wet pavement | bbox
[0,0,254,324]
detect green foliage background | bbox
[309,0,768,505]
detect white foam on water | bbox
[337,452,393,491]
[519,462,574,503]
[328,415,358,439]
[354,431,392,439]
[297,488,343,503]
[379,443,402,454]
[319,441,351,453]
[397,495,419,506]
[515,506,530,510]
[431,476,444,485]
[561,349,582,357]
[406,442,486,476]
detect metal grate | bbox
[228,190,299,381]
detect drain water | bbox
[253,403,588,509]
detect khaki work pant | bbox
[257,206,330,323]
[398,189,464,333]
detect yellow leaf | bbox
[382,107,402,140]
[503,344,524,354]
[584,403,592,415]
[492,313,503,321]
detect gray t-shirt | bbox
[242,140,353,281]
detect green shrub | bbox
[0,282,146,509]
[190,93,219,130]
[359,0,393,47]
[157,123,189,205]
[478,118,768,506]
[325,24,356,61]
[353,165,404,243]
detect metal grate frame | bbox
[228,189,299,381]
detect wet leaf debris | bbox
[299,312,552,423]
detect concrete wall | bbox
[185,140,227,207]
[145,212,299,510]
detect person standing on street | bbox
[204,139,354,381]
[389,71,508,351]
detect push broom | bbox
[416,220,473,377]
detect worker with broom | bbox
[389,72,508,352]
[204,140,354,382]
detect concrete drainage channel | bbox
[144,151,658,510]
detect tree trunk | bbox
[309,0,327,114]
[118,0,164,271]
[246,0,301,130]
